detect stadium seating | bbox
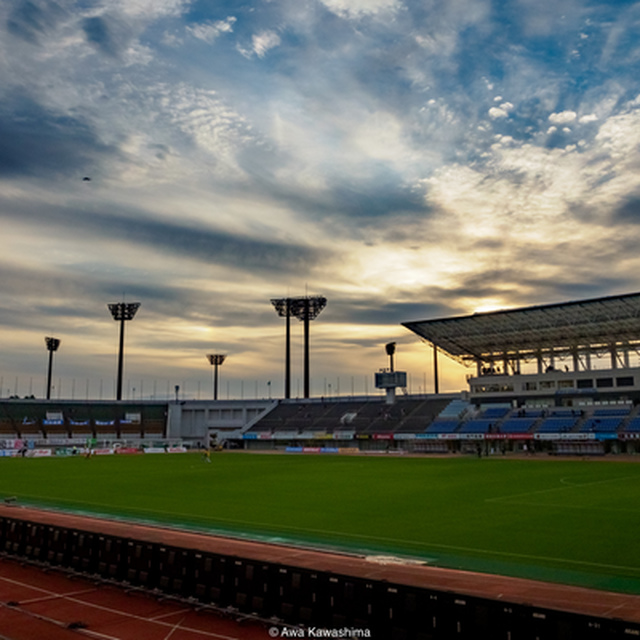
[500,418,536,434]
[425,419,459,434]
[579,417,623,433]
[536,417,578,433]
[458,419,494,434]
[247,397,458,437]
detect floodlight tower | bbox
[44,337,61,400]
[385,342,396,372]
[108,302,140,401]
[206,354,226,400]
[290,296,327,398]
[271,298,293,399]
[375,342,407,405]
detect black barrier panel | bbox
[192,552,232,605]
[4,518,26,555]
[23,522,47,562]
[70,530,97,574]
[124,540,157,587]
[95,535,126,580]
[383,585,441,639]
[157,546,194,596]
[275,566,326,625]
[321,574,380,630]
[228,559,276,616]
[45,526,72,566]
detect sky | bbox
[2,0,640,401]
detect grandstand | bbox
[0,400,167,448]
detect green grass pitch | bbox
[1,452,640,594]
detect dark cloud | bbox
[613,196,640,224]
[7,0,65,44]
[324,294,455,327]
[82,15,132,58]
[0,199,325,275]
[0,95,115,178]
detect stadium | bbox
[2,291,640,639]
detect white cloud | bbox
[549,110,577,124]
[110,0,190,18]
[579,113,598,123]
[187,17,236,44]
[319,0,400,19]
[239,30,281,58]
[488,103,513,119]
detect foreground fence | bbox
[1,514,639,639]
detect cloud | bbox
[82,14,133,58]
[549,110,577,124]
[0,95,116,177]
[187,17,236,44]
[579,113,598,123]
[243,30,281,58]
[0,198,326,275]
[319,0,400,20]
[6,0,66,44]
[489,102,514,119]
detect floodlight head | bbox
[271,298,291,317]
[385,342,396,357]
[290,296,327,321]
[108,302,141,321]
[207,354,226,366]
[45,337,61,352]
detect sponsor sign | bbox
[338,447,360,454]
[143,447,166,454]
[25,449,52,458]
[594,433,618,440]
[0,450,19,457]
[114,447,140,454]
[93,448,114,455]
[333,431,355,440]
[125,413,141,424]
[243,433,258,439]
[44,412,63,425]
[167,446,187,453]
[286,447,303,453]
[535,433,596,441]
[394,433,416,440]
[373,434,393,440]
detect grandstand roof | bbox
[402,292,640,365]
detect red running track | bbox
[0,556,273,640]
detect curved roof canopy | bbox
[402,292,640,366]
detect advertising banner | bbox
[25,449,52,458]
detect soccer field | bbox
[2,452,640,594]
